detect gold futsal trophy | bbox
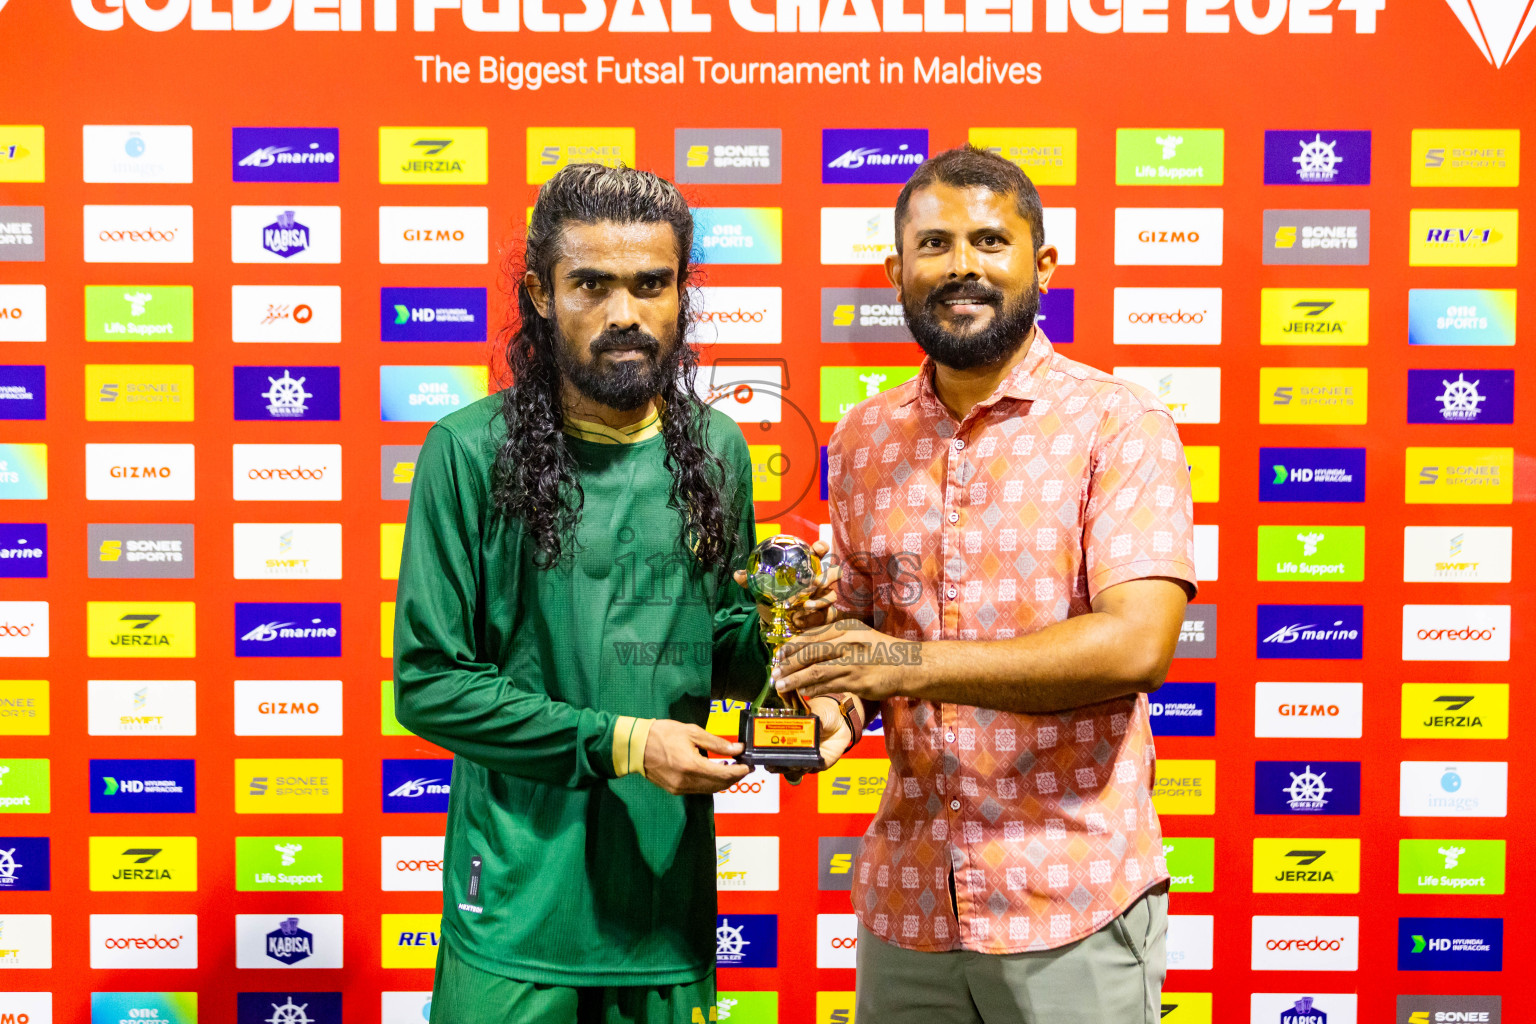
[738,534,825,771]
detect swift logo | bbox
[1442,0,1536,67]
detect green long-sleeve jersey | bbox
[392,393,769,986]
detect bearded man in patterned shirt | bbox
[775,146,1198,1022]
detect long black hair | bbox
[490,163,734,571]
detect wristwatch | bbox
[835,695,864,751]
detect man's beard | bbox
[554,324,681,411]
[904,275,1040,371]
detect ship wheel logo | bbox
[715,918,751,958]
[1292,134,1343,182]
[262,370,313,418]
[1436,373,1485,421]
[1283,765,1332,811]
[266,997,313,1024]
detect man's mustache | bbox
[590,328,662,357]
[927,281,1005,307]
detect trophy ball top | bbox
[746,534,821,606]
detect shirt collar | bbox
[562,403,663,445]
[904,327,1056,416]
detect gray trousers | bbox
[855,888,1169,1024]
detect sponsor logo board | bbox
[0,125,45,183]
[1409,209,1519,266]
[526,127,634,184]
[1259,288,1369,346]
[1153,759,1215,815]
[1149,682,1215,737]
[1252,838,1360,893]
[382,759,452,813]
[1113,288,1221,345]
[1402,683,1508,739]
[1166,915,1214,971]
[1250,994,1357,1024]
[1256,525,1363,582]
[380,365,489,422]
[378,206,488,264]
[0,284,46,342]
[714,766,780,814]
[1408,288,1516,347]
[694,286,782,345]
[88,523,193,579]
[1262,209,1370,264]
[820,365,920,421]
[816,913,858,969]
[1398,838,1505,895]
[817,759,890,814]
[85,285,193,342]
[0,759,51,813]
[233,444,341,502]
[0,836,49,891]
[1398,917,1503,972]
[236,992,341,1023]
[86,679,196,736]
[1401,604,1509,661]
[1254,682,1363,738]
[1110,366,1221,423]
[381,835,444,892]
[1263,129,1372,185]
[0,207,44,262]
[380,287,486,342]
[90,759,196,813]
[1405,447,1512,504]
[1114,208,1223,266]
[87,835,197,891]
[86,601,195,658]
[1407,369,1513,424]
[0,679,49,736]
[380,445,421,500]
[1395,994,1501,1024]
[235,759,343,814]
[695,207,783,265]
[1162,836,1214,892]
[716,913,777,968]
[234,366,341,421]
[969,127,1076,185]
[231,285,342,344]
[716,835,779,891]
[91,914,198,969]
[234,679,343,736]
[235,914,343,968]
[1402,526,1511,583]
[234,602,341,658]
[822,128,928,184]
[232,522,342,579]
[233,127,340,182]
[381,913,442,969]
[378,126,488,184]
[1250,916,1359,971]
[1255,760,1360,815]
[1260,367,1367,424]
[1411,130,1519,187]
[1115,128,1223,185]
[1259,447,1365,503]
[1399,761,1507,818]
[84,205,192,263]
[231,206,340,263]
[0,914,51,968]
[0,523,45,579]
[82,124,193,183]
[674,128,781,184]
[85,443,194,501]
[86,363,194,422]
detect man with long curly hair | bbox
[393,164,851,1022]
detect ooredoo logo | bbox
[90,913,198,968]
[1113,288,1222,345]
[382,835,447,891]
[83,206,194,263]
[233,444,342,501]
[1251,915,1358,971]
[816,913,859,968]
[0,602,49,657]
[692,287,782,345]
[1402,605,1509,661]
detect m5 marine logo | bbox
[1263,129,1372,185]
[1442,0,1535,67]
[383,759,453,813]
[235,602,342,658]
[0,523,45,579]
[82,440,194,499]
[379,127,488,183]
[1409,209,1519,266]
[1253,839,1361,894]
[88,523,194,579]
[233,126,341,182]
[674,129,781,185]
[1401,684,1508,739]
[1402,525,1512,583]
[1399,761,1508,818]
[822,129,927,184]
[1250,916,1358,972]
[1406,369,1513,424]
[1259,289,1369,346]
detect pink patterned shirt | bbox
[826,329,1198,953]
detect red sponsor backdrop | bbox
[2,1,1534,1020]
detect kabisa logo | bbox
[822,129,927,184]
[1263,130,1372,185]
[1148,681,1215,737]
[0,836,48,890]
[383,759,453,813]
[674,128,781,185]
[264,210,312,259]
[233,127,340,183]
[0,365,44,421]
[0,523,45,579]
[236,991,343,1024]
[381,287,486,342]
[1406,369,1513,424]
[1408,288,1516,346]
[1256,604,1363,659]
[1255,761,1361,816]
[90,758,196,814]
[1278,996,1332,1023]
[1259,448,1365,503]
[235,603,342,657]
[234,366,341,421]
[1441,0,1535,68]
[0,206,44,262]
[1399,917,1503,972]
[267,917,315,965]
[715,914,776,968]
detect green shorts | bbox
[430,940,719,1024]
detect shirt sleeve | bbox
[710,421,772,706]
[392,422,625,787]
[1082,405,1200,603]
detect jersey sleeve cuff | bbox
[612,716,655,779]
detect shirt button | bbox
[946,732,956,742]
[953,439,965,452]
[950,800,961,811]
[948,511,959,524]
[946,585,957,599]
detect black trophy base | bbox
[736,707,825,771]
